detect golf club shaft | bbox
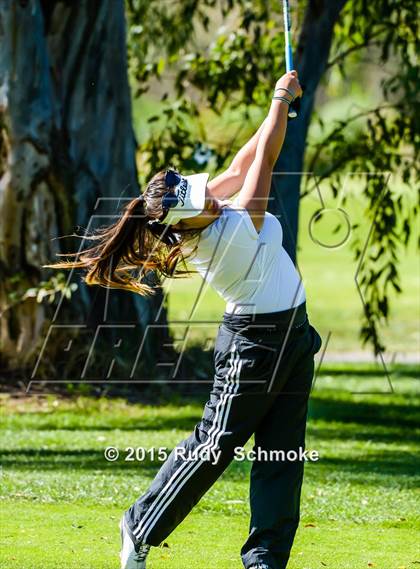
[283,0,293,72]
[282,0,300,119]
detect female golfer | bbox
[54,70,322,569]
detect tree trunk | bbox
[271,0,348,263]
[0,0,168,380]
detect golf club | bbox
[282,0,301,119]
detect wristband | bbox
[274,87,296,100]
[272,95,292,105]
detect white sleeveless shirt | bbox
[183,199,306,315]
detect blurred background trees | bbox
[0,0,418,381]
[0,0,167,379]
[127,0,418,355]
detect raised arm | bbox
[207,120,266,200]
[236,71,302,232]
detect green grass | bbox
[1,373,419,568]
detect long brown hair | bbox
[46,171,199,296]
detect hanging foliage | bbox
[126,0,418,355]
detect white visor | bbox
[160,172,209,226]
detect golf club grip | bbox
[288,96,300,120]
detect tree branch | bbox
[327,34,384,69]
[303,103,399,197]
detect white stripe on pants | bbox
[133,344,242,543]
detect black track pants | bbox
[125,302,322,569]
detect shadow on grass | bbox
[2,387,419,489]
[307,424,414,444]
[308,396,420,428]
[0,448,165,473]
[309,453,420,481]
[1,446,418,487]
[11,392,419,433]
[8,414,202,432]
[0,447,250,477]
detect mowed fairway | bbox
[1,373,419,569]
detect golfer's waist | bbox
[221,301,308,334]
